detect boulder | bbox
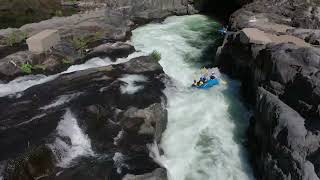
[219,30,320,119]
[26,29,60,53]
[0,51,35,78]
[86,42,135,61]
[239,28,272,45]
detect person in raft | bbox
[210,72,216,79]
[192,80,197,87]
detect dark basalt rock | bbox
[50,156,120,180]
[248,88,320,180]
[0,41,135,82]
[3,145,56,180]
[218,0,320,179]
[193,0,252,23]
[0,56,167,180]
[85,42,135,61]
[219,32,320,120]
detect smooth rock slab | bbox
[240,28,272,45]
[26,29,60,53]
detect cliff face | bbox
[217,0,320,179]
[249,88,320,180]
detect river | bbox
[132,15,254,180]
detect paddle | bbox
[220,79,227,85]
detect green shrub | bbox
[33,64,47,71]
[151,50,161,61]
[21,63,33,74]
[62,58,73,64]
[93,31,104,41]
[55,10,63,17]
[71,36,88,50]
[5,31,28,46]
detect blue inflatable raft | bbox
[196,79,219,89]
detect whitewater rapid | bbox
[132,15,254,180]
[0,14,254,180]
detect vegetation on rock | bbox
[4,31,28,46]
[151,50,162,61]
[20,63,33,74]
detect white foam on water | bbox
[148,141,164,168]
[132,15,255,180]
[14,113,46,127]
[0,74,57,97]
[119,74,148,94]
[113,152,129,174]
[64,57,113,73]
[114,130,125,146]
[49,109,94,168]
[40,92,83,110]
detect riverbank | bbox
[217,0,320,179]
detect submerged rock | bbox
[0,55,167,179]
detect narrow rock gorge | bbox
[0,0,319,180]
